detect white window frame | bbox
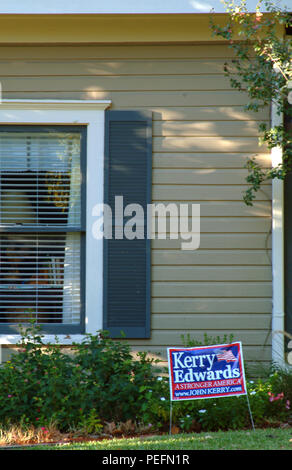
[0,99,111,345]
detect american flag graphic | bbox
[216,350,237,362]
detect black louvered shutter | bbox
[103,111,152,338]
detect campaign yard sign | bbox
[167,342,247,401]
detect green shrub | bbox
[181,332,235,348]
[148,331,291,432]
[0,325,80,429]
[0,324,164,430]
[0,325,291,433]
[149,375,291,432]
[70,331,164,424]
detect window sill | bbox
[0,334,87,345]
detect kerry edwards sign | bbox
[167,342,247,401]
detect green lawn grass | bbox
[23,428,292,451]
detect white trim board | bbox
[0,98,111,344]
[271,100,285,366]
[0,335,86,345]
[0,99,111,110]
[0,0,289,14]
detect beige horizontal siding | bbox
[1,75,236,91]
[0,75,236,92]
[153,153,271,169]
[154,136,268,153]
[153,186,271,201]
[152,267,272,281]
[152,250,271,265]
[0,59,242,77]
[0,43,272,367]
[153,121,268,137]
[151,201,271,217]
[152,298,271,314]
[0,45,240,60]
[129,330,271,346]
[153,169,267,185]
[152,282,272,297]
[2,90,253,107]
[151,313,271,329]
[153,234,271,249]
[151,107,269,121]
[151,218,271,232]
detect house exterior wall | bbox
[0,42,272,367]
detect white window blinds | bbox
[0,132,81,226]
[0,128,83,327]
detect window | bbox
[0,99,110,339]
[0,126,86,333]
[0,101,152,342]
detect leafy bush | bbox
[0,325,164,430]
[70,331,164,425]
[166,333,291,431]
[148,374,291,432]
[0,325,81,429]
[181,332,235,348]
[0,324,291,433]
